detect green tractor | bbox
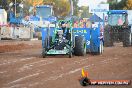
[104,10,132,47]
[42,20,86,58]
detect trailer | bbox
[73,25,104,54]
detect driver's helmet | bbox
[61,21,66,28]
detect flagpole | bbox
[15,0,16,17]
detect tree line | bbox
[0,0,131,19]
[108,0,132,10]
[0,0,79,18]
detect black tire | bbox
[42,36,52,58]
[66,33,71,41]
[43,36,52,49]
[123,28,131,47]
[69,47,72,58]
[104,25,113,47]
[42,48,46,58]
[90,40,103,55]
[74,36,86,56]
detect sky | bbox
[78,0,107,7]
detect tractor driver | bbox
[60,21,67,34]
[60,21,70,40]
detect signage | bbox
[89,4,109,13]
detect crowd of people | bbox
[73,18,91,28]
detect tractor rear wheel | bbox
[104,26,113,47]
[44,36,52,48]
[42,48,46,58]
[74,36,86,56]
[42,36,52,58]
[123,28,131,47]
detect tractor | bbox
[42,20,86,58]
[27,5,57,39]
[41,14,105,58]
[104,10,132,47]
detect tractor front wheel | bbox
[42,48,46,58]
[69,47,72,58]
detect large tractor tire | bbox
[69,47,72,58]
[104,25,113,47]
[74,36,86,56]
[44,36,52,48]
[42,36,52,58]
[42,48,46,58]
[90,40,103,55]
[123,28,131,47]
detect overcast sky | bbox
[78,0,107,7]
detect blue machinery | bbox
[42,21,104,54]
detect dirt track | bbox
[0,40,132,88]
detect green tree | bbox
[107,0,131,10]
[124,0,132,10]
[72,0,79,16]
[79,6,92,18]
[0,0,72,18]
[42,0,71,18]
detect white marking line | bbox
[18,60,54,72]
[28,82,40,87]
[75,58,88,64]
[64,58,89,67]
[6,84,25,88]
[0,60,18,66]
[37,60,54,67]
[0,71,7,74]
[0,57,35,66]
[23,59,47,65]
[100,57,119,64]
[8,73,39,85]
[74,58,89,64]
[68,68,81,74]
[19,57,35,61]
[7,82,40,88]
